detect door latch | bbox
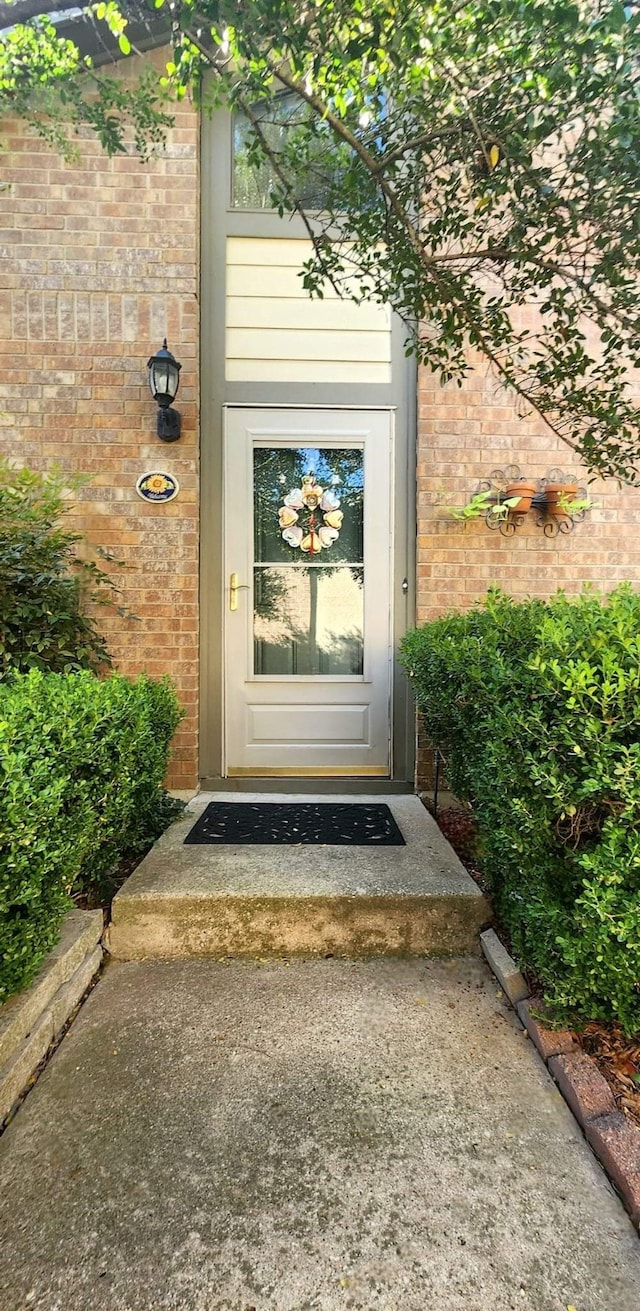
[229,572,250,611]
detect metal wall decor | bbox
[475,465,590,537]
[537,468,590,537]
[278,471,344,553]
[136,471,180,503]
[476,465,532,536]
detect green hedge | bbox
[400,585,640,1033]
[0,461,123,677]
[0,670,182,1002]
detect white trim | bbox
[223,406,394,776]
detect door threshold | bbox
[200,777,414,795]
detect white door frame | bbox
[199,107,417,786]
[223,406,394,777]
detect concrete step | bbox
[106,794,491,960]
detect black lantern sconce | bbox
[147,339,182,442]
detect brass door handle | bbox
[229,572,250,611]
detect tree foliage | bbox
[0,4,172,159]
[2,0,640,479]
[0,461,128,676]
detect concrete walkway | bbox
[1,958,639,1311]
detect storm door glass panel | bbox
[253,447,364,676]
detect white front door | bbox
[224,407,394,776]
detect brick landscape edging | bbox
[480,928,640,1231]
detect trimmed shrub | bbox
[400,585,640,1034]
[0,461,126,677]
[0,670,182,1002]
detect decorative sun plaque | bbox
[136,471,180,503]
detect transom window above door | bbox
[231,91,342,211]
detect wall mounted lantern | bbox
[147,339,182,442]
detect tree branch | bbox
[233,90,347,301]
[373,124,469,174]
[268,60,575,452]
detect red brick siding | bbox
[416,359,640,788]
[3,56,640,792]
[0,50,199,789]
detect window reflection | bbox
[254,447,363,565]
[232,92,341,211]
[254,566,364,676]
[252,445,365,676]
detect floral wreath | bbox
[277,473,343,553]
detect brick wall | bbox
[0,50,199,790]
[3,53,639,794]
[416,358,640,788]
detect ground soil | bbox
[73,851,141,914]
[73,797,186,914]
[580,1023,640,1127]
[434,805,488,894]
[434,804,640,1129]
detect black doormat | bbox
[184,801,405,847]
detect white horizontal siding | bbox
[226,359,391,384]
[227,264,325,299]
[227,328,390,363]
[226,296,390,333]
[225,237,392,385]
[229,237,352,266]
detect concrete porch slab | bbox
[107,794,490,960]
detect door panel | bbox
[247,704,369,743]
[224,408,393,776]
